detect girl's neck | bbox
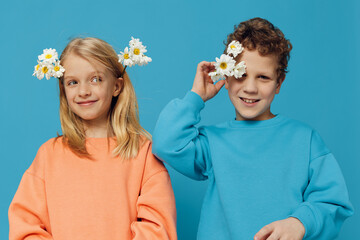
[83,117,113,138]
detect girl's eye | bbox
[91,77,102,83]
[67,80,77,86]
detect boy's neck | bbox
[235,111,276,121]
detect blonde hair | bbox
[58,37,151,159]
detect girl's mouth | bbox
[77,100,97,106]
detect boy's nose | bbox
[242,78,258,93]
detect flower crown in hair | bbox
[209,40,246,82]
[33,48,65,80]
[118,37,152,75]
[33,37,152,80]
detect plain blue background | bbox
[1,0,358,239]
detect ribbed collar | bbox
[228,114,287,129]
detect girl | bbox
[9,37,177,240]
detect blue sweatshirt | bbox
[152,91,353,240]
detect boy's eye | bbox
[235,73,247,80]
[259,75,270,80]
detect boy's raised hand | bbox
[191,61,225,102]
[254,217,305,240]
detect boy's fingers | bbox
[254,224,273,240]
[266,232,280,240]
[198,61,215,76]
[198,61,211,69]
[197,61,206,73]
[199,61,215,69]
[214,80,225,92]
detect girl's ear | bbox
[224,77,229,90]
[275,76,285,94]
[113,77,123,97]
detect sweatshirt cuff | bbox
[289,203,318,239]
[183,91,205,112]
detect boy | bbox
[152,18,353,240]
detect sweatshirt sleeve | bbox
[289,131,354,240]
[8,146,53,240]
[131,143,177,240]
[152,91,212,180]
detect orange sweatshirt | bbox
[9,137,177,240]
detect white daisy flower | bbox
[129,37,142,47]
[118,47,134,67]
[137,54,152,66]
[214,54,236,77]
[209,71,225,83]
[119,48,133,66]
[233,61,247,79]
[52,60,65,78]
[38,48,58,63]
[33,48,65,80]
[118,37,151,69]
[33,62,42,78]
[227,40,244,58]
[42,64,53,80]
[130,42,147,64]
[33,62,52,80]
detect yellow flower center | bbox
[36,65,40,71]
[45,54,53,59]
[124,53,130,59]
[54,66,60,71]
[42,66,48,73]
[230,45,236,49]
[133,48,140,55]
[220,62,227,70]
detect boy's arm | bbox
[288,132,354,239]
[255,131,354,240]
[152,62,225,180]
[131,144,177,240]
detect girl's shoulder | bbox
[38,136,65,152]
[140,135,151,147]
[32,137,69,166]
[27,137,65,180]
[137,137,168,175]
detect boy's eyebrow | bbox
[256,70,275,76]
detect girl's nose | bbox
[78,83,91,97]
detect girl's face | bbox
[62,53,122,131]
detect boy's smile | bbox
[225,49,283,121]
[239,97,260,104]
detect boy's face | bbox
[225,49,283,121]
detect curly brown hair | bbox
[225,17,292,81]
